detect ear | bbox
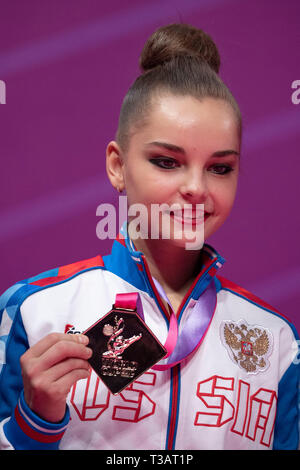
[106,140,125,192]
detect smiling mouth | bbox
[168,210,211,225]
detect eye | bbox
[149,157,179,170]
[210,165,234,175]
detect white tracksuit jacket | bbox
[0,228,299,450]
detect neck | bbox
[131,236,203,295]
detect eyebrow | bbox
[146,141,240,158]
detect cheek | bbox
[212,179,238,213]
[125,171,175,204]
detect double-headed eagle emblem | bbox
[220,320,273,373]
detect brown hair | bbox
[116,23,242,151]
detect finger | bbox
[48,367,92,397]
[42,357,91,383]
[21,340,92,382]
[35,340,92,373]
[24,332,89,359]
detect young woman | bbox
[0,24,299,451]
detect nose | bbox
[179,168,208,202]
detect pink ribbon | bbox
[114,280,216,370]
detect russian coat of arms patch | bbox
[220,319,273,374]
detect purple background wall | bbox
[0,0,299,331]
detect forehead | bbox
[130,94,240,153]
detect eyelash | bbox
[149,157,234,175]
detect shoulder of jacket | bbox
[29,254,105,288]
[0,254,106,314]
[216,275,298,334]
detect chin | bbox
[159,232,205,251]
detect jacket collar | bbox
[112,222,226,302]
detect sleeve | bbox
[272,325,300,450]
[0,284,70,450]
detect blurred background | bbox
[0,0,299,331]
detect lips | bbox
[168,208,210,226]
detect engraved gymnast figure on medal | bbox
[102,315,142,358]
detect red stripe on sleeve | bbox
[14,406,65,444]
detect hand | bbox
[20,332,92,423]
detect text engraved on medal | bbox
[101,315,142,378]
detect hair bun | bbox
[139,23,220,74]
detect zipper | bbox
[176,257,219,321]
[140,254,171,323]
[139,254,180,449]
[139,252,221,450]
[166,364,180,450]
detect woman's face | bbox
[110,94,240,250]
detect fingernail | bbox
[77,334,89,344]
[85,347,93,358]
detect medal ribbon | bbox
[114,278,217,370]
